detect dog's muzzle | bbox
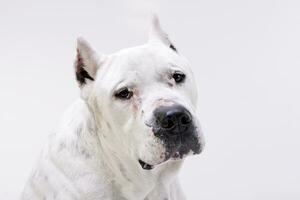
[138,104,202,170]
[153,104,201,157]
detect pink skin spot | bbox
[153,99,175,108]
[167,79,176,87]
[132,90,141,116]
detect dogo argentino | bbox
[22,16,204,200]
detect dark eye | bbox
[173,72,186,83]
[115,88,133,100]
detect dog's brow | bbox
[113,79,137,92]
[169,64,185,71]
[112,79,126,91]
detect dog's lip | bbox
[145,122,152,128]
[138,159,154,170]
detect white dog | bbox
[21,16,204,200]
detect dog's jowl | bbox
[21,16,205,200]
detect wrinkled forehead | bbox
[98,44,190,88]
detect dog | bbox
[21,16,204,200]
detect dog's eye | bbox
[173,72,186,83]
[115,88,133,100]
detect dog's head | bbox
[74,16,204,170]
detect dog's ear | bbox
[75,37,103,87]
[148,14,177,52]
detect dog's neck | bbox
[54,99,183,199]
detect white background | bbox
[1,0,300,199]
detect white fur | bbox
[21,16,204,200]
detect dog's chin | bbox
[138,154,185,170]
[138,155,170,170]
[138,151,182,171]
[138,158,172,170]
[138,147,203,170]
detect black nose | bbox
[154,105,193,134]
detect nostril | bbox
[180,114,192,125]
[161,117,175,129]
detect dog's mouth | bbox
[138,159,154,170]
[138,141,203,171]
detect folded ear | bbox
[148,14,177,52]
[75,37,102,87]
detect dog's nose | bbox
[154,105,193,134]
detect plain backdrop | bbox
[1,0,300,199]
